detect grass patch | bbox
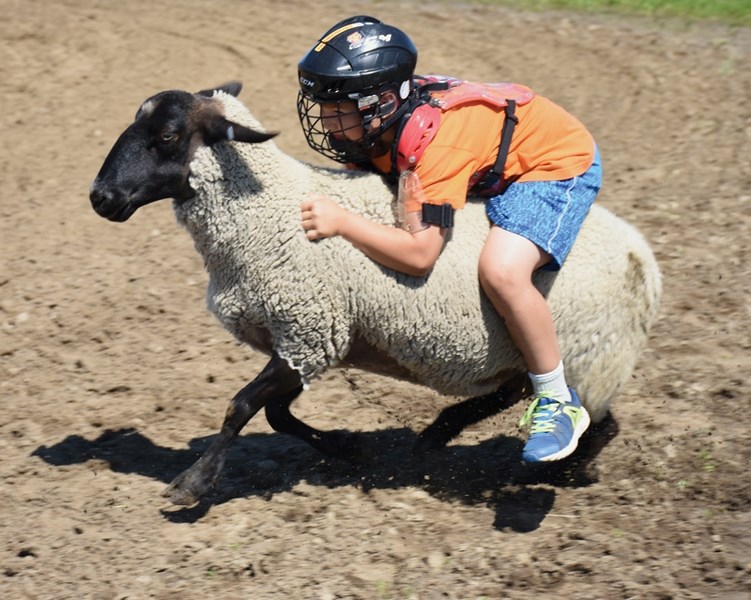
[475,0,751,27]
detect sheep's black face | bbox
[90,91,200,222]
[90,84,277,222]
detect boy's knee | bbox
[478,259,526,297]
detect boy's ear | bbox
[379,91,398,118]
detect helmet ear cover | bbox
[357,86,399,135]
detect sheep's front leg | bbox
[163,353,302,505]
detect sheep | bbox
[89,82,661,505]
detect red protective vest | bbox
[394,76,535,175]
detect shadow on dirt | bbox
[32,414,618,532]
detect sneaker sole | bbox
[531,407,591,463]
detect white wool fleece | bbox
[173,91,661,423]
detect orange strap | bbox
[395,79,535,173]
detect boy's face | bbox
[320,101,365,142]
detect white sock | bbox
[529,361,572,403]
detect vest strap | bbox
[421,203,455,228]
[471,100,519,195]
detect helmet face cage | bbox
[297,84,402,164]
[297,93,365,164]
[297,16,417,163]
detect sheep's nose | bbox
[89,183,116,217]
[90,182,110,208]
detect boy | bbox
[297,16,601,462]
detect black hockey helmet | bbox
[297,16,418,163]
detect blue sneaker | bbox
[519,388,591,462]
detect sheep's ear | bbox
[204,115,278,146]
[198,81,243,98]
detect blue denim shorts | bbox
[485,147,602,270]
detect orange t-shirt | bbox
[373,92,595,210]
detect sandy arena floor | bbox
[1,0,750,598]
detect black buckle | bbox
[473,170,501,193]
[421,203,455,228]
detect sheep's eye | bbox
[160,131,177,142]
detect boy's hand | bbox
[300,194,348,240]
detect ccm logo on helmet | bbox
[299,76,315,88]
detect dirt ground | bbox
[1,0,750,598]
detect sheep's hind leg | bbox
[414,373,528,454]
[163,353,303,505]
[265,393,367,462]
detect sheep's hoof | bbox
[162,468,214,506]
[162,482,204,506]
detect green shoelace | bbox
[519,396,565,433]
